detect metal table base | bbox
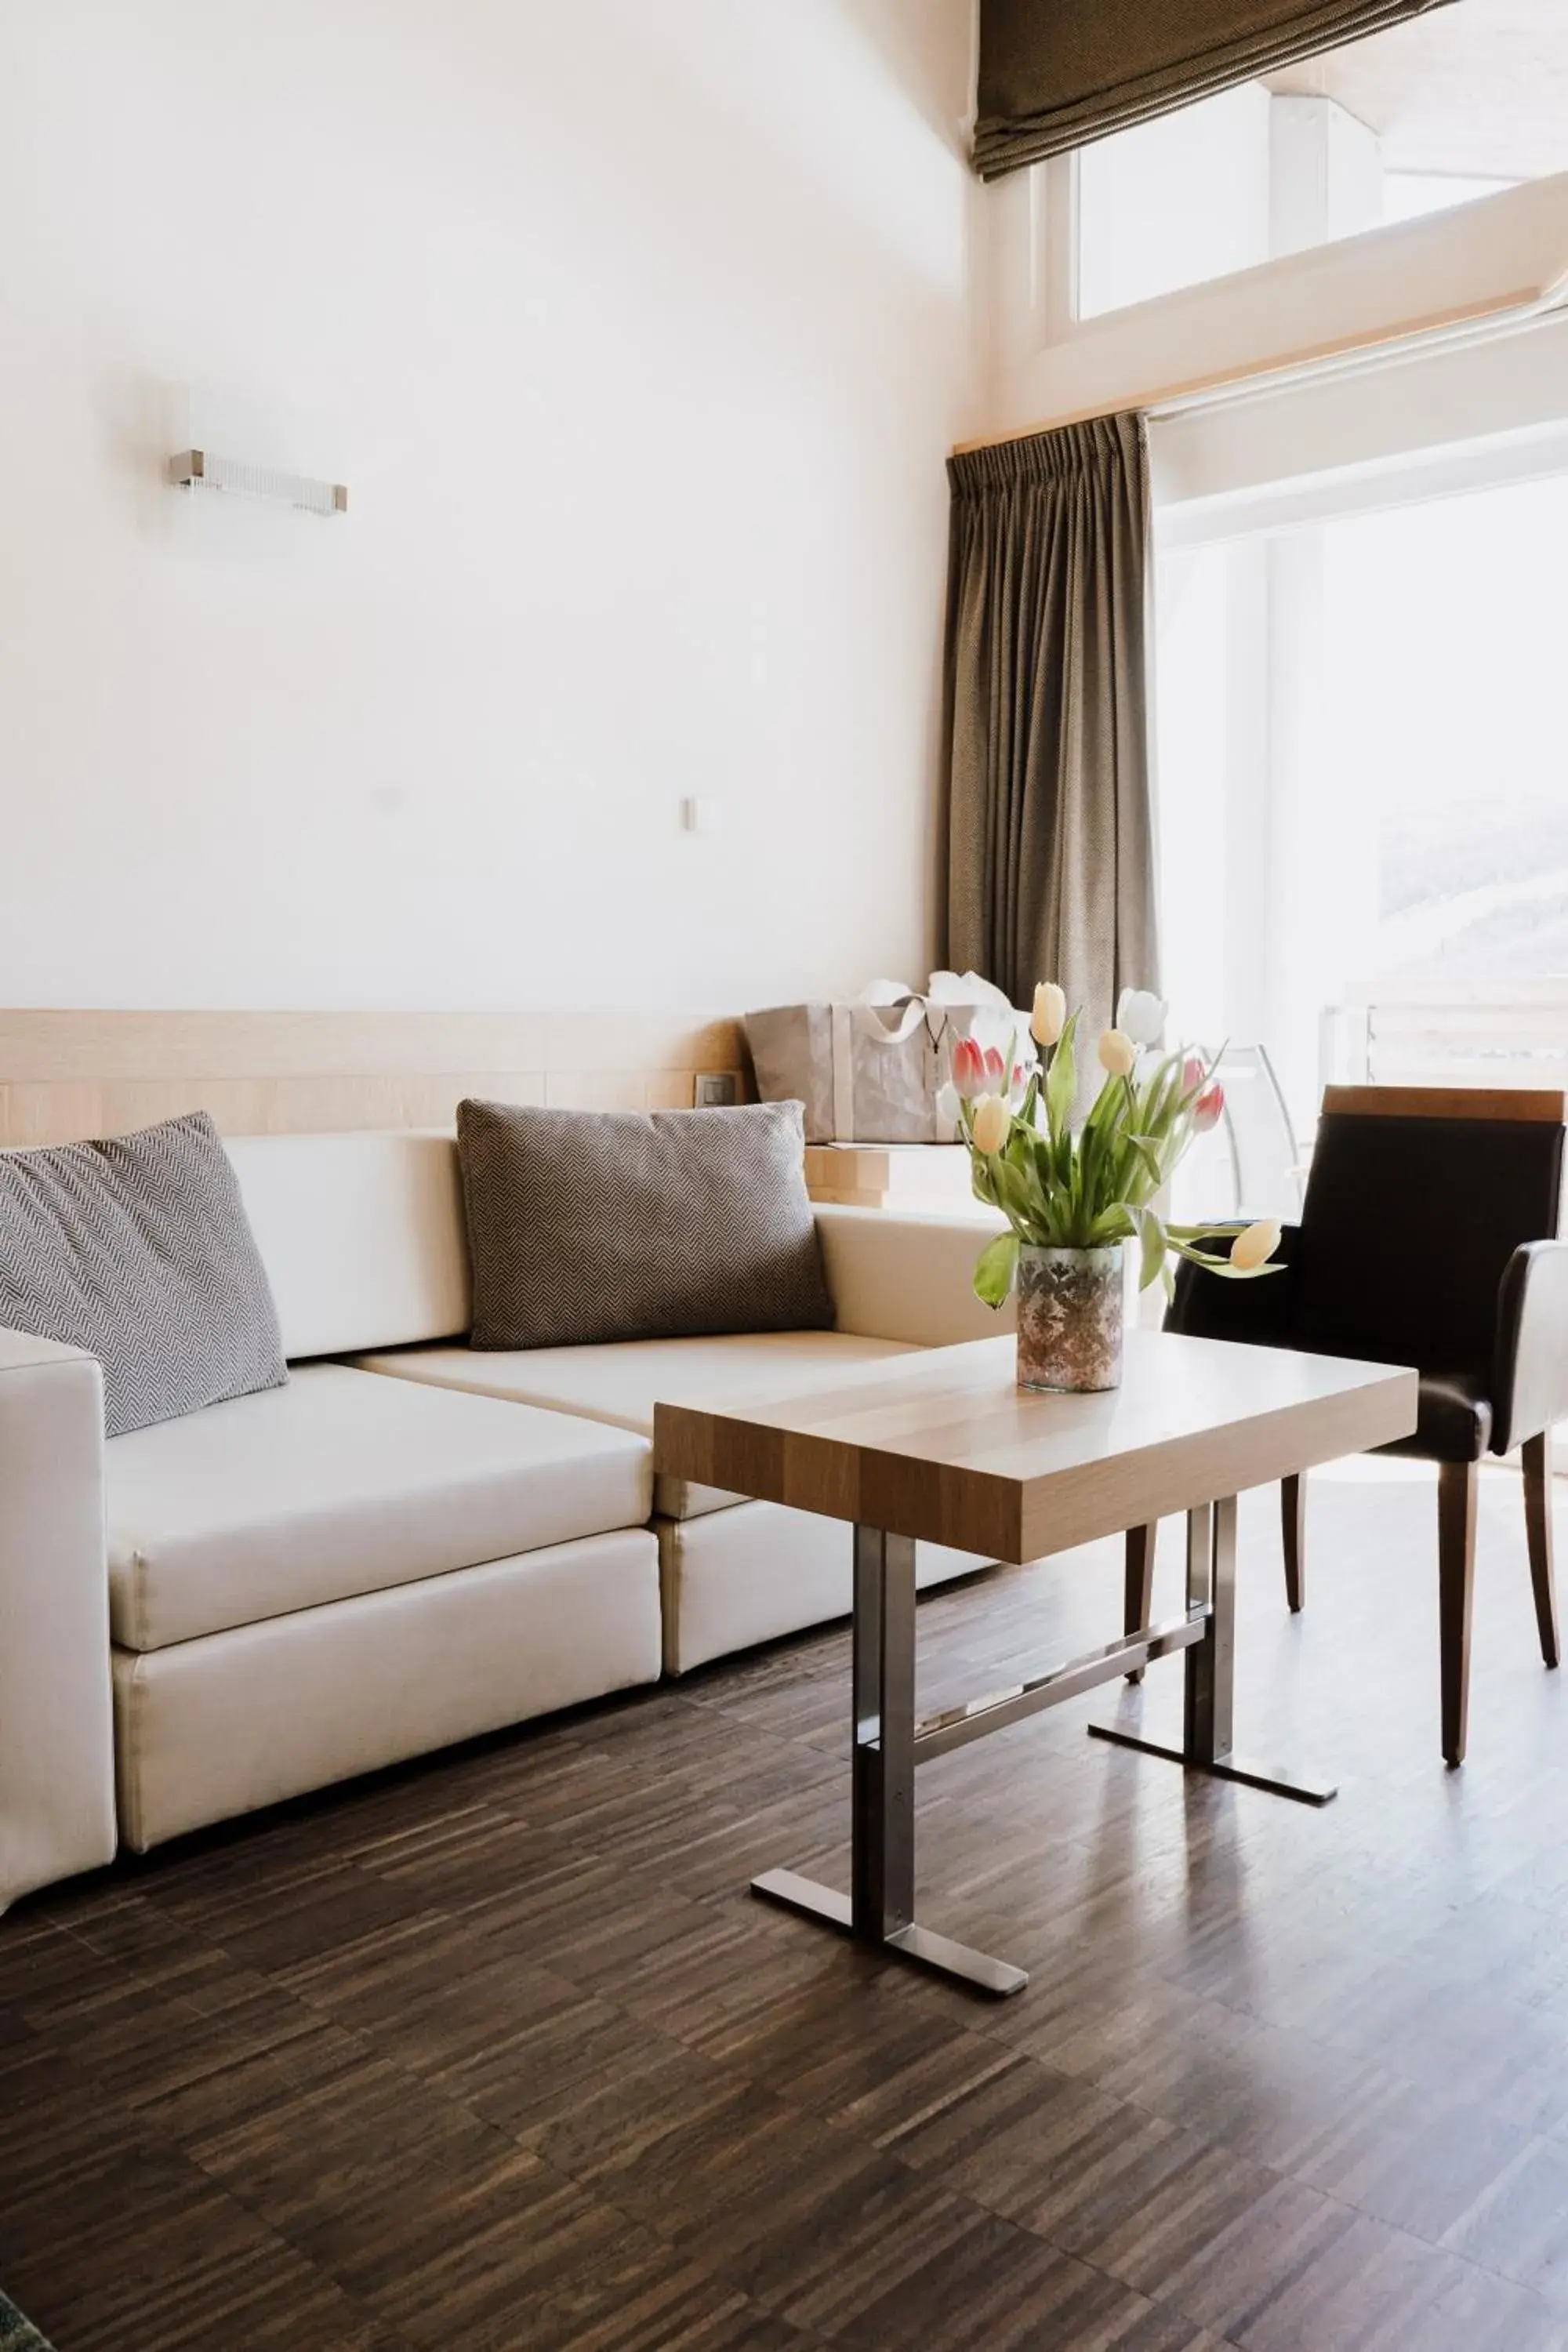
[751,1498,1334,1998]
[1087,1498,1338,1808]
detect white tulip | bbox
[1031,981,1067,1049]
[970,1093,1011,1154]
[1116,988,1167,1048]
[1231,1217,1282,1272]
[935,1081,961,1131]
[1098,1028,1137,1079]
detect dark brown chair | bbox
[1124,1086,1568,1766]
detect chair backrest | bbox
[1296,1087,1566,1377]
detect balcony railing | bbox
[1324,983,1568,1094]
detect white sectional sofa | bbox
[2,1129,1008,1913]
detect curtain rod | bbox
[949,284,1549,456]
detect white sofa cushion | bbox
[658,1497,993,1675]
[813,1204,1013,1345]
[112,1528,661,1850]
[351,1330,923,1519]
[224,1131,470,1360]
[223,1130,1013,1367]
[106,1363,652,1651]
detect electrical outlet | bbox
[694,1072,739,1108]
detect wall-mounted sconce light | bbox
[169,450,347,515]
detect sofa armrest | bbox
[1493,1240,1568,1455]
[0,1329,116,1912]
[815,1206,1014,1347]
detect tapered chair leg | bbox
[1522,1431,1561,1671]
[1439,1461,1479,1768]
[1282,1474,1305,1613]
[1123,1523,1156,1682]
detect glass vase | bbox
[1015,1244,1124,1393]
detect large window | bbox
[1328,481,1568,989]
[1156,470,1568,1131]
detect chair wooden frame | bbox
[1125,1086,1568,1764]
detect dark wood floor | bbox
[7,1462,1568,2352]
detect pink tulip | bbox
[1183,1054,1205,1094]
[1193,1082,1225,1132]
[983,1045,1006,1083]
[951,1037,986,1099]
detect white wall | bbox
[0,0,981,1011]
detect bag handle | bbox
[852,979,927,1047]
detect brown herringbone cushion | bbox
[456,1098,833,1350]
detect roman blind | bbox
[975,0,1457,180]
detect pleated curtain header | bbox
[975,0,1457,180]
[947,412,1144,495]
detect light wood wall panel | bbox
[0,1011,748,1148]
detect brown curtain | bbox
[975,0,1455,179]
[943,412,1156,1037]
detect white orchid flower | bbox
[1116,988,1167,1048]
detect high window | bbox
[1073,4,1553,321]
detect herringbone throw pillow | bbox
[456,1098,833,1349]
[0,1111,288,1437]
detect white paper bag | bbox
[746,975,1032,1143]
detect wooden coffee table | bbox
[655,1328,1417,1998]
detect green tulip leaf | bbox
[1137,1206,1167,1292]
[1044,1012,1079,1142]
[972,1230,1019,1308]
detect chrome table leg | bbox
[753,1523,1028,1997]
[1090,1497,1337,1806]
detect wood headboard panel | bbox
[0,1011,749,1148]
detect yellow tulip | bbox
[1031,981,1067,1049]
[970,1092,1011,1154]
[1231,1217,1282,1272]
[1098,1028,1136,1078]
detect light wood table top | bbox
[654,1329,1418,1565]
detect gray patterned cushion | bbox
[456,1098,833,1350]
[0,1112,288,1437]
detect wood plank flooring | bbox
[6,1460,1568,2351]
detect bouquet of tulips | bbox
[939,982,1282,1308]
